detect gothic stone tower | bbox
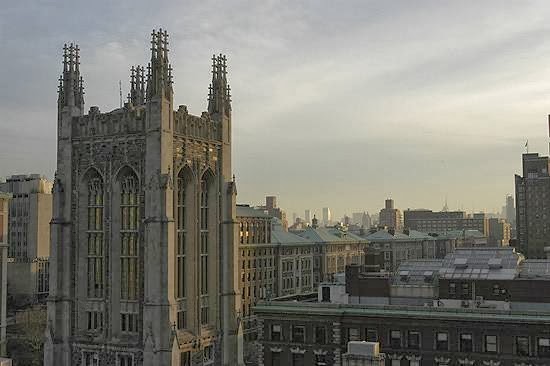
[44,30,243,366]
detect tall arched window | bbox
[200,175,210,325]
[87,176,104,298]
[200,178,208,295]
[176,172,187,300]
[120,174,139,301]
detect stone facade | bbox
[44,30,243,366]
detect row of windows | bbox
[81,352,133,366]
[241,257,274,269]
[239,220,270,244]
[271,324,328,344]
[241,284,273,301]
[86,311,139,334]
[368,328,546,356]
[241,248,275,257]
[270,323,550,358]
[270,351,326,366]
[241,270,274,282]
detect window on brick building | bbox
[292,353,304,366]
[366,329,378,342]
[390,330,402,348]
[460,333,473,352]
[315,326,326,344]
[485,335,497,353]
[436,332,448,351]
[347,327,360,341]
[271,324,282,341]
[516,336,529,356]
[408,331,420,349]
[538,337,550,357]
[292,325,305,343]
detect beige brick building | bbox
[0,175,52,301]
[236,206,368,345]
[45,30,243,366]
[0,174,52,260]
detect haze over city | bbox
[3,0,550,218]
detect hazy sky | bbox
[2,1,550,220]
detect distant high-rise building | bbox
[322,207,332,226]
[304,209,311,225]
[352,212,371,228]
[0,174,53,301]
[404,209,488,235]
[264,196,288,230]
[488,218,511,246]
[515,153,550,258]
[505,194,515,228]
[379,199,402,231]
[0,174,53,259]
[266,196,277,210]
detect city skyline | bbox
[3,1,550,219]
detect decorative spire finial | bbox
[208,53,231,115]
[58,42,84,110]
[146,29,173,101]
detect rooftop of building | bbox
[236,204,271,218]
[253,300,550,324]
[294,226,367,243]
[433,229,486,239]
[393,259,444,285]
[5,174,45,181]
[438,247,522,280]
[364,228,435,241]
[271,219,311,245]
[387,247,550,284]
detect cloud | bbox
[1,0,549,218]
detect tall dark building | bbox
[515,153,550,258]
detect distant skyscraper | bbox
[322,207,332,226]
[515,153,550,258]
[352,212,371,228]
[304,209,311,225]
[505,195,515,228]
[379,199,402,231]
[266,196,277,210]
[488,218,511,246]
[264,196,288,230]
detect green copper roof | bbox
[254,301,550,324]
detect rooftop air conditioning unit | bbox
[461,300,470,308]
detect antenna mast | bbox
[119,80,122,108]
